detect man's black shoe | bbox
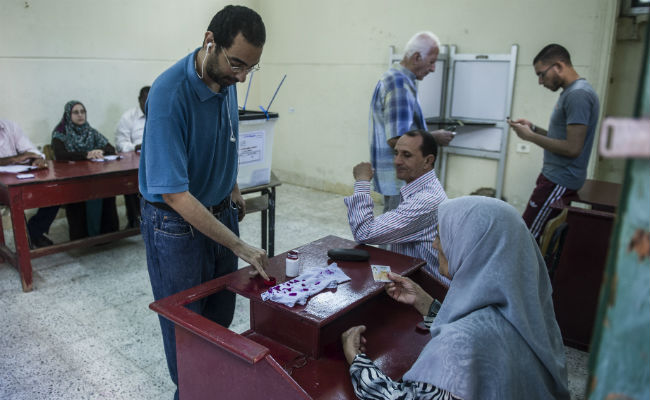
[30,235,53,249]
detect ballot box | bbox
[237,110,279,189]
[150,235,449,399]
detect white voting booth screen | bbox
[415,58,514,152]
[447,59,512,152]
[434,45,517,198]
[417,60,445,119]
[448,126,503,152]
[450,60,511,122]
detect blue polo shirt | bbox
[139,48,239,206]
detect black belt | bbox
[146,197,230,214]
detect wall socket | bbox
[516,143,531,153]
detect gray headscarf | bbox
[402,196,570,399]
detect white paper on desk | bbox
[0,165,37,173]
[91,155,122,162]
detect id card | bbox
[371,265,391,282]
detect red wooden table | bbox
[150,235,449,400]
[0,152,140,292]
[572,179,621,212]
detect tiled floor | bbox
[0,184,589,399]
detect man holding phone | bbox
[508,44,600,241]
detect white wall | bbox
[0,0,257,148]
[2,0,634,212]
[257,0,622,210]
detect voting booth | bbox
[237,110,279,189]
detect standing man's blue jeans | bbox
[140,198,239,400]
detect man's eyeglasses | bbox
[222,48,260,74]
[536,63,556,79]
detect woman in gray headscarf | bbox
[341,196,570,400]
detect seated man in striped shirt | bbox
[345,129,448,283]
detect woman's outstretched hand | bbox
[385,272,420,305]
[385,272,434,316]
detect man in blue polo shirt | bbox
[139,5,269,397]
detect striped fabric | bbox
[349,353,461,400]
[344,170,449,284]
[529,184,567,240]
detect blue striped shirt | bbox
[344,170,449,283]
[369,65,427,196]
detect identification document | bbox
[371,265,391,282]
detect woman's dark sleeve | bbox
[349,353,461,400]
[52,138,88,161]
[102,143,116,156]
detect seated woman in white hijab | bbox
[341,196,570,400]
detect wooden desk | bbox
[571,179,621,212]
[0,152,140,292]
[241,173,281,257]
[150,235,448,400]
[550,179,622,350]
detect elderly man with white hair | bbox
[369,31,454,214]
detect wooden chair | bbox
[539,208,569,281]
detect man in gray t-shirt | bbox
[508,44,600,241]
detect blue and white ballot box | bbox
[237,110,279,189]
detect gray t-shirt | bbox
[542,78,600,190]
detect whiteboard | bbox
[417,60,445,119]
[450,61,510,121]
[448,126,503,152]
